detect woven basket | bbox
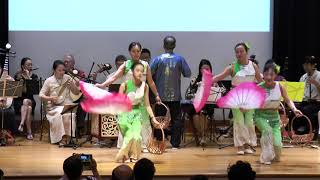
[147,128,166,154]
[290,114,314,144]
[147,103,171,154]
[151,102,171,129]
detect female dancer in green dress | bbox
[116,62,160,163]
[256,62,302,165]
[212,43,263,154]
[96,42,160,151]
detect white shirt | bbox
[299,70,320,100]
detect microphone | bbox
[0,43,16,54]
[32,68,39,71]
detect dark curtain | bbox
[0,0,8,69]
[0,0,8,47]
[273,0,320,81]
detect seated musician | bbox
[63,54,86,134]
[0,67,17,135]
[186,59,214,146]
[39,60,80,145]
[14,57,38,140]
[299,56,320,138]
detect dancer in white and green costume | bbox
[212,43,263,154]
[115,62,160,163]
[96,42,161,151]
[256,62,302,165]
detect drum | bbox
[91,114,119,138]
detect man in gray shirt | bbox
[151,36,191,148]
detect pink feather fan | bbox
[79,81,132,114]
[217,82,266,109]
[193,69,213,113]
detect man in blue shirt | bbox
[151,36,191,148]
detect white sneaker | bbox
[244,149,254,154]
[172,147,179,150]
[142,149,149,153]
[237,150,245,155]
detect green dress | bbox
[116,80,146,161]
[122,59,151,148]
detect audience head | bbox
[0,169,3,180]
[190,175,208,180]
[140,48,151,63]
[227,161,256,180]
[196,59,212,82]
[234,42,249,61]
[112,164,133,180]
[163,36,176,51]
[115,55,127,69]
[133,158,156,180]
[128,42,142,61]
[63,155,83,180]
[53,60,65,78]
[303,56,317,74]
[20,57,33,71]
[131,62,144,81]
[63,54,75,71]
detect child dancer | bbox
[116,62,160,163]
[256,62,302,165]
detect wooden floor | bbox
[1,135,320,179]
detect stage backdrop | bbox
[8,0,273,119]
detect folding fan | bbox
[193,69,213,113]
[217,82,266,109]
[79,81,132,114]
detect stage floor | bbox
[1,135,320,180]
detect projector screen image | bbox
[9,0,271,32]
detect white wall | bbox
[8,31,273,119]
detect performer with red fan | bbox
[213,42,263,155]
[255,62,302,165]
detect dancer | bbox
[256,62,302,165]
[96,42,160,151]
[116,62,160,163]
[212,42,262,154]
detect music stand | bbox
[0,81,23,146]
[59,103,79,149]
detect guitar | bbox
[0,54,13,109]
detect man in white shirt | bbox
[299,56,320,139]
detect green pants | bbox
[255,111,282,162]
[232,109,257,147]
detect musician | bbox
[39,60,80,145]
[14,57,38,140]
[140,48,151,64]
[0,67,17,135]
[106,55,126,84]
[63,54,86,134]
[96,42,161,152]
[299,56,320,137]
[151,36,191,149]
[186,59,214,146]
[212,42,263,155]
[63,54,85,79]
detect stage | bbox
[1,135,320,180]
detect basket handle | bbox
[153,102,171,120]
[290,114,313,136]
[279,102,286,117]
